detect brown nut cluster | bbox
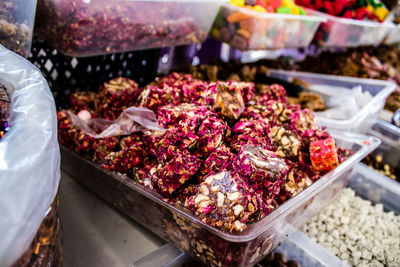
[271,126,301,158]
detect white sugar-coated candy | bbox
[77,109,92,121]
[302,188,400,266]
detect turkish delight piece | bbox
[233,145,288,209]
[256,84,288,103]
[309,137,339,172]
[198,145,234,178]
[189,171,258,232]
[96,77,140,120]
[153,150,202,195]
[202,82,245,121]
[93,136,119,162]
[196,116,228,155]
[229,118,272,152]
[69,91,96,112]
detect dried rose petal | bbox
[143,129,179,162]
[196,116,228,155]
[96,77,140,120]
[188,171,258,232]
[309,138,339,172]
[227,80,255,103]
[278,162,316,203]
[152,150,202,195]
[256,84,288,103]
[75,132,97,158]
[233,145,288,218]
[139,84,182,113]
[93,136,119,163]
[337,147,353,163]
[119,133,143,149]
[157,103,210,129]
[57,110,80,150]
[229,118,272,152]
[102,142,147,173]
[198,145,234,179]
[69,91,96,112]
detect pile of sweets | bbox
[0,1,31,57]
[35,0,207,57]
[230,0,307,15]
[188,63,327,112]
[0,83,10,139]
[295,0,389,21]
[302,188,400,266]
[363,154,399,182]
[58,73,350,232]
[249,45,400,113]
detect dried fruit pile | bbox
[291,45,400,113]
[187,63,327,112]
[58,73,349,232]
[302,188,400,266]
[295,0,389,21]
[0,1,31,57]
[35,0,207,56]
[229,0,308,15]
[363,154,399,182]
[0,83,10,140]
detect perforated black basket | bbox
[29,39,161,108]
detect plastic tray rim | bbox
[222,3,327,22]
[267,69,397,129]
[306,8,395,28]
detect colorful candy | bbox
[295,0,389,22]
[230,0,307,15]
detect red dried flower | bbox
[96,77,140,120]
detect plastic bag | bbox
[0,45,60,267]
[64,106,165,139]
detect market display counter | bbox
[60,171,164,266]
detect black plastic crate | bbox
[29,39,161,108]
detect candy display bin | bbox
[267,70,396,133]
[307,9,393,47]
[34,0,226,57]
[138,162,400,267]
[210,3,325,51]
[0,0,37,57]
[384,23,400,45]
[60,131,379,267]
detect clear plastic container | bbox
[349,163,400,212]
[132,230,349,267]
[307,9,393,47]
[267,69,397,133]
[60,131,379,267]
[368,120,400,154]
[0,0,37,57]
[133,161,400,267]
[210,4,325,51]
[34,0,226,57]
[383,23,400,45]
